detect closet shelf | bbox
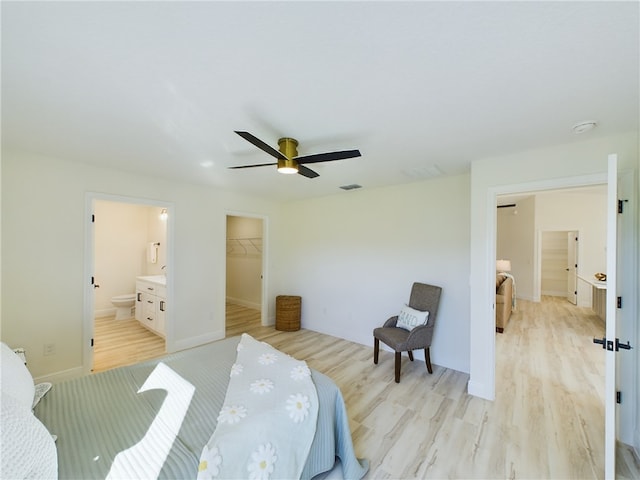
[226,237,262,256]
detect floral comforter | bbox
[198,334,319,479]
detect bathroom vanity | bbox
[135,275,166,337]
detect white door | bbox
[614,169,638,456]
[566,231,578,304]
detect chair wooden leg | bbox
[374,338,379,364]
[408,350,414,361]
[424,347,433,374]
[395,352,401,383]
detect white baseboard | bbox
[226,296,261,310]
[516,293,535,302]
[95,307,116,318]
[541,290,569,297]
[34,366,84,384]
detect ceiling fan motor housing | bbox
[277,138,300,173]
[278,137,299,159]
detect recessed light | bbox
[572,121,597,134]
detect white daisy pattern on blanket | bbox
[247,443,277,480]
[258,352,278,365]
[217,405,247,424]
[230,363,243,377]
[290,364,311,381]
[286,393,311,423]
[197,333,319,480]
[198,445,222,478]
[250,378,274,395]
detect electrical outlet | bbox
[43,343,56,356]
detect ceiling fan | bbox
[229,131,361,178]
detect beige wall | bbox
[498,189,607,306]
[274,173,472,373]
[1,151,471,379]
[535,190,607,306]
[1,151,281,380]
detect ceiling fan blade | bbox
[296,149,361,164]
[235,131,287,160]
[228,162,277,169]
[297,165,320,178]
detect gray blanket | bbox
[34,337,368,479]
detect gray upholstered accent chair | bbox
[373,282,442,383]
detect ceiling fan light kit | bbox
[276,138,299,174]
[277,158,299,174]
[231,130,361,179]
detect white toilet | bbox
[111,294,136,320]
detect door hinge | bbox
[91,338,94,347]
[92,214,95,223]
[618,199,628,214]
[617,296,622,308]
[616,391,621,404]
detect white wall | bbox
[1,151,282,379]
[273,174,471,374]
[469,132,638,402]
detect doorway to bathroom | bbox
[225,214,265,336]
[86,195,170,373]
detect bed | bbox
[1,336,368,479]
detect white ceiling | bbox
[2,1,638,201]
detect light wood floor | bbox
[93,315,165,373]
[93,299,640,478]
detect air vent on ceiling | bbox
[339,184,362,191]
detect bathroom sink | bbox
[137,275,166,285]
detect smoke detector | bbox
[572,121,597,134]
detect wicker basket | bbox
[275,295,301,331]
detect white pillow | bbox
[1,393,58,479]
[397,305,429,331]
[0,342,35,409]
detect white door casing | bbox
[566,231,578,304]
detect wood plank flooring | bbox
[93,299,639,478]
[93,315,165,373]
